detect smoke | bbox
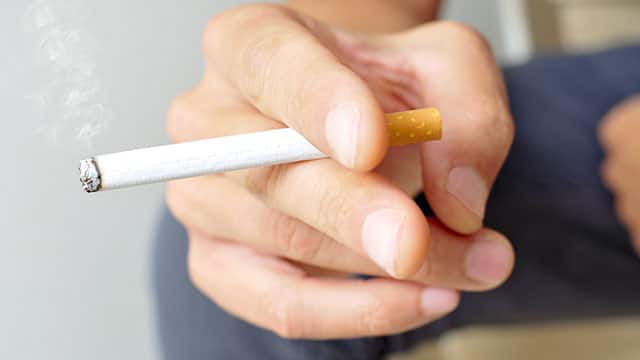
[23,0,111,147]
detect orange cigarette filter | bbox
[385,108,442,146]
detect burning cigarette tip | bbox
[79,158,101,193]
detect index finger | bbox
[203,4,388,170]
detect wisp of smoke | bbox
[24,0,111,148]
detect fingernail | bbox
[362,209,405,277]
[420,288,459,316]
[465,234,513,285]
[447,166,488,219]
[325,103,360,168]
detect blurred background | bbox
[1,0,638,359]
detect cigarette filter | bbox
[80,108,441,193]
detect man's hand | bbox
[600,95,640,255]
[166,4,514,339]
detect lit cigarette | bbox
[79,108,441,193]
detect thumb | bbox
[421,101,513,234]
[406,22,515,234]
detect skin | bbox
[599,95,640,256]
[166,1,515,339]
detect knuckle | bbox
[166,94,192,142]
[203,4,285,53]
[438,20,491,52]
[202,14,223,50]
[493,110,515,152]
[415,257,437,284]
[467,95,514,156]
[239,26,311,110]
[357,295,391,335]
[267,288,305,339]
[316,187,351,238]
[269,212,323,263]
[165,182,189,222]
[245,164,285,195]
[186,236,207,292]
[228,3,287,25]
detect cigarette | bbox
[79,108,441,193]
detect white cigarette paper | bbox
[80,128,325,192]
[79,108,442,193]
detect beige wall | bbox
[392,318,640,360]
[528,0,640,52]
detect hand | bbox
[166,4,515,339]
[600,95,640,255]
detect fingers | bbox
[168,95,429,279]
[417,220,514,290]
[601,158,640,201]
[247,159,430,279]
[167,97,278,143]
[187,234,460,339]
[167,176,376,275]
[598,95,640,255]
[168,89,427,279]
[599,95,640,153]
[203,4,388,170]
[171,159,429,279]
[168,175,515,290]
[382,22,514,234]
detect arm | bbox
[287,0,442,33]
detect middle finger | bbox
[167,175,514,290]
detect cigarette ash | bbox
[23,0,111,147]
[79,158,100,193]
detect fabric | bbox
[151,45,640,360]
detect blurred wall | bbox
[0,1,517,359]
[527,0,640,53]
